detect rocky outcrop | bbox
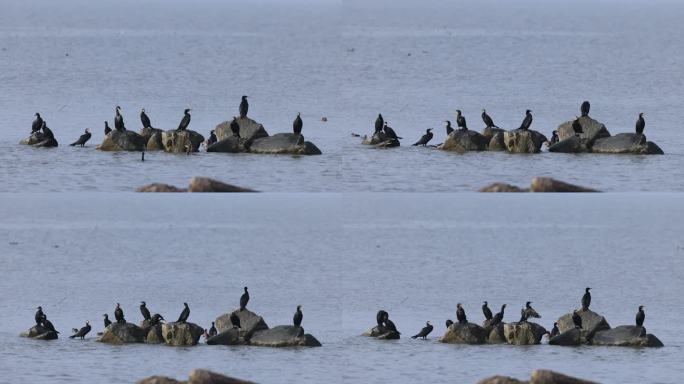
[503,129,548,153]
[188,177,257,192]
[362,325,400,340]
[20,132,46,145]
[248,325,321,347]
[98,322,146,344]
[136,376,181,384]
[482,127,506,142]
[440,130,489,152]
[557,310,610,336]
[140,127,164,143]
[488,132,506,151]
[136,183,187,192]
[137,369,254,384]
[548,135,590,153]
[206,136,249,153]
[215,309,268,336]
[249,133,322,155]
[479,183,528,192]
[215,117,268,142]
[530,177,599,192]
[161,322,204,346]
[145,323,164,344]
[479,370,597,384]
[98,130,146,151]
[477,376,527,384]
[503,322,547,345]
[206,328,245,346]
[548,327,582,346]
[161,130,205,153]
[440,322,488,344]
[592,133,663,154]
[362,131,399,147]
[487,323,507,344]
[591,325,664,347]
[146,132,164,151]
[557,116,610,143]
[19,325,58,340]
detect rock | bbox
[136,376,183,384]
[207,136,248,153]
[557,116,610,143]
[136,183,187,193]
[488,132,506,151]
[548,327,583,346]
[146,132,164,151]
[145,324,164,344]
[215,309,268,336]
[249,133,322,155]
[140,127,164,143]
[362,131,388,145]
[20,325,58,340]
[503,322,547,345]
[482,127,506,142]
[98,322,146,344]
[440,322,488,344]
[591,325,663,347]
[487,323,507,344]
[557,309,610,336]
[530,369,598,384]
[248,325,321,347]
[98,130,146,151]
[188,369,254,384]
[592,133,663,154]
[19,132,45,145]
[440,130,489,152]
[503,129,548,153]
[161,322,205,346]
[479,183,528,192]
[188,177,256,193]
[215,117,269,142]
[161,130,205,153]
[548,135,590,153]
[362,325,400,340]
[530,177,599,192]
[206,328,245,346]
[478,376,528,384]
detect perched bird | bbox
[519,110,533,130]
[411,321,433,339]
[635,113,645,135]
[572,117,583,135]
[114,303,125,324]
[293,113,303,135]
[550,322,560,337]
[572,310,583,329]
[481,109,499,129]
[240,287,249,311]
[149,314,164,326]
[383,313,399,334]
[230,117,241,138]
[140,108,152,129]
[293,305,303,327]
[635,305,645,327]
[412,128,433,146]
[383,122,400,140]
[209,322,217,337]
[41,121,55,140]
[548,130,559,145]
[376,310,389,327]
[520,301,541,322]
[239,96,249,118]
[114,106,126,131]
[104,121,112,135]
[177,109,191,131]
[207,130,217,146]
[35,306,45,326]
[32,113,44,133]
[445,319,454,328]
[69,321,91,340]
[482,301,493,321]
[375,114,384,134]
[456,110,468,131]
[103,314,112,328]
[230,312,241,329]
[491,304,506,327]
[43,317,59,334]
[140,302,151,321]
[444,120,454,135]
[581,288,592,311]
[69,128,91,147]
[581,101,591,117]
[456,303,467,324]
[177,303,190,323]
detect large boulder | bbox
[591,325,663,347]
[215,117,268,142]
[161,130,205,153]
[136,376,182,384]
[145,324,164,344]
[557,116,610,143]
[503,322,547,345]
[362,131,400,147]
[98,130,146,151]
[215,309,268,336]
[530,177,599,192]
[503,129,548,153]
[362,325,400,340]
[548,135,590,153]
[591,133,663,154]
[98,322,146,344]
[488,132,506,151]
[440,130,489,152]
[248,325,321,347]
[188,369,254,384]
[557,310,610,336]
[249,133,321,155]
[206,328,245,346]
[487,323,507,344]
[440,322,488,344]
[146,132,164,151]
[479,183,528,192]
[477,377,527,384]
[20,132,45,145]
[136,183,187,192]
[530,370,598,384]
[19,325,58,340]
[207,136,248,153]
[482,127,506,142]
[187,177,256,192]
[140,127,164,143]
[548,327,582,346]
[161,322,205,346]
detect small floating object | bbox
[321,117,328,122]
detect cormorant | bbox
[230,312,241,329]
[140,301,151,321]
[481,109,499,129]
[293,113,303,135]
[383,313,399,334]
[240,287,249,311]
[114,303,125,324]
[41,121,55,140]
[572,117,583,135]
[177,303,190,323]
[456,303,467,324]
[150,314,164,326]
[412,128,433,146]
[635,113,645,135]
[482,301,493,321]
[230,117,241,138]
[383,122,400,140]
[69,128,91,147]
[103,314,112,328]
[445,121,454,135]
[445,319,454,328]
[635,305,645,327]
[572,310,583,329]
[207,130,217,146]
[104,121,112,135]
[491,304,506,327]
[239,96,249,118]
[549,131,559,145]
[377,310,389,327]
[32,113,43,133]
[43,317,59,334]
[209,322,217,337]
[520,301,541,322]
[69,321,91,340]
[519,110,533,130]
[581,288,591,311]
[293,305,303,327]
[581,101,590,117]
[141,108,152,129]
[177,109,191,131]
[35,306,45,326]
[550,322,560,337]
[114,106,126,131]
[456,110,468,131]
[375,114,384,134]
[411,321,433,339]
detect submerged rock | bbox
[20,325,58,340]
[440,322,488,344]
[206,327,245,346]
[440,130,489,152]
[503,129,548,153]
[249,133,322,155]
[248,325,321,347]
[479,183,528,192]
[530,369,598,384]
[557,116,610,143]
[215,117,269,142]
[503,322,547,345]
[19,132,45,145]
[362,325,400,340]
[215,309,268,336]
[530,177,599,192]
[188,177,256,192]
[207,136,249,153]
[548,327,583,346]
[591,325,663,347]
[137,369,254,384]
[592,133,663,154]
[557,309,610,336]
[98,130,146,151]
[98,322,146,344]
[548,135,590,153]
[136,183,187,192]
[161,130,205,153]
[161,322,204,346]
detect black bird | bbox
[550,322,560,337]
[376,310,389,327]
[103,314,112,328]
[32,113,43,133]
[481,109,499,129]
[230,312,241,329]
[43,317,59,334]
[581,101,591,117]
[572,117,583,135]
[239,96,249,118]
[549,130,559,145]
[519,110,533,130]
[70,128,91,147]
[104,121,112,135]
[293,113,303,135]
[240,287,249,311]
[140,108,152,129]
[456,303,467,324]
[177,303,190,323]
[209,322,217,337]
[375,114,384,134]
[207,130,217,146]
[411,321,433,339]
[445,319,454,328]
[383,122,400,140]
[114,106,125,131]
[444,120,454,135]
[150,314,164,326]
[35,306,45,326]
[635,305,645,327]
[69,321,91,340]
[140,301,151,321]
[230,117,241,138]
[482,301,493,321]
[456,110,468,131]
[41,121,55,140]
[572,310,583,329]
[383,313,399,334]
[581,288,591,311]
[520,301,541,322]
[177,109,191,131]
[114,303,125,324]
[635,113,645,135]
[293,305,303,327]
[412,128,433,146]
[491,304,506,327]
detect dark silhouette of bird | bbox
[456,303,467,324]
[581,101,590,117]
[32,113,43,133]
[177,109,191,131]
[549,130,559,145]
[103,314,112,328]
[41,121,55,140]
[239,96,249,118]
[412,128,433,146]
[456,110,468,131]
[445,319,454,328]
[293,305,303,327]
[636,305,645,327]
[104,121,112,135]
[209,322,217,337]
[230,117,241,138]
[481,109,499,129]
[572,310,583,329]
[520,301,541,322]
[70,128,91,147]
[69,321,91,340]
[635,113,645,135]
[207,130,217,146]
[43,317,59,334]
[177,303,190,323]
[140,108,152,129]
[376,310,389,327]
[581,288,591,311]
[230,312,241,329]
[375,114,384,134]
[35,306,45,326]
[519,110,533,130]
[572,117,583,135]
[293,113,303,135]
[114,303,125,324]
[482,301,493,320]
[491,304,506,327]
[444,120,454,135]
[149,314,164,326]
[411,321,433,339]
[550,322,560,337]
[114,106,126,131]
[383,122,400,140]
[383,313,399,334]
[140,302,151,321]
[240,287,249,311]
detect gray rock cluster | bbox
[550,116,663,154]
